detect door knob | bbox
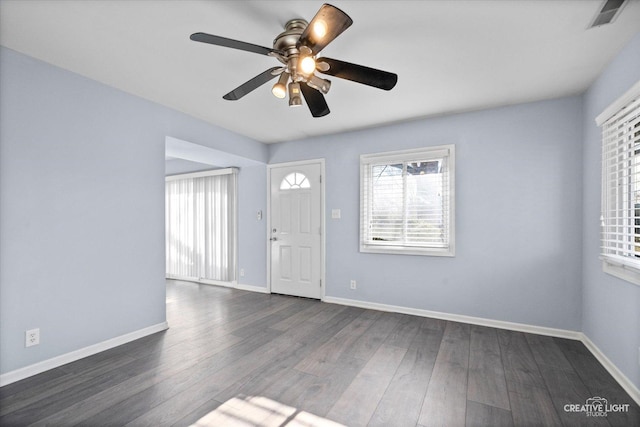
[270,237,278,241]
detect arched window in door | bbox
[280,172,311,190]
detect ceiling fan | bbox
[190,3,398,117]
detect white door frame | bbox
[267,158,325,300]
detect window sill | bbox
[360,244,454,257]
[602,259,640,287]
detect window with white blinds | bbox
[165,168,237,284]
[360,145,455,256]
[600,91,640,274]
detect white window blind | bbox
[360,145,455,256]
[601,94,640,271]
[165,169,237,283]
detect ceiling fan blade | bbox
[223,67,282,100]
[300,83,330,117]
[190,32,283,56]
[316,57,398,90]
[297,4,353,55]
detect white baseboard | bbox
[323,296,581,340]
[0,321,169,387]
[236,283,269,293]
[580,333,640,406]
[167,275,237,288]
[166,276,267,294]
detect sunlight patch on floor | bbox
[190,395,346,427]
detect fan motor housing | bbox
[273,19,308,58]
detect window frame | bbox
[359,145,455,257]
[597,79,640,286]
[280,172,311,190]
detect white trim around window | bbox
[360,145,455,257]
[598,79,640,286]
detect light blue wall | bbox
[582,32,640,390]
[270,96,584,331]
[0,47,268,374]
[237,165,268,288]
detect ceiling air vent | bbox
[590,0,627,27]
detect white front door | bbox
[269,161,323,299]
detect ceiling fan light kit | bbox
[288,82,303,107]
[190,3,398,117]
[272,72,289,98]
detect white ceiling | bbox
[1,0,639,144]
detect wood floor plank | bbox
[28,337,240,427]
[325,344,407,426]
[284,305,364,347]
[76,328,283,426]
[170,398,223,427]
[294,310,379,377]
[496,329,546,389]
[0,368,68,401]
[382,313,422,349]
[467,325,510,410]
[507,386,562,427]
[123,330,299,426]
[222,295,308,338]
[0,366,135,426]
[306,302,353,324]
[213,307,363,404]
[536,363,610,426]
[122,374,229,426]
[525,333,575,372]
[0,370,77,417]
[6,347,191,424]
[174,395,279,427]
[368,320,444,427]
[273,356,368,418]
[465,400,513,427]
[212,339,312,404]
[555,338,640,427]
[246,368,317,410]
[415,316,447,335]
[270,299,328,331]
[498,330,562,426]
[526,334,609,426]
[418,321,471,427]
[341,311,402,361]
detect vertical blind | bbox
[601,95,640,267]
[361,146,453,255]
[166,169,237,283]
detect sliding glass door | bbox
[165,169,237,284]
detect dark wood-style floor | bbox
[1,280,638,427]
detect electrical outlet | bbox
[240,268,245,277]
[25,328,40,347]
[350,280,356,290]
